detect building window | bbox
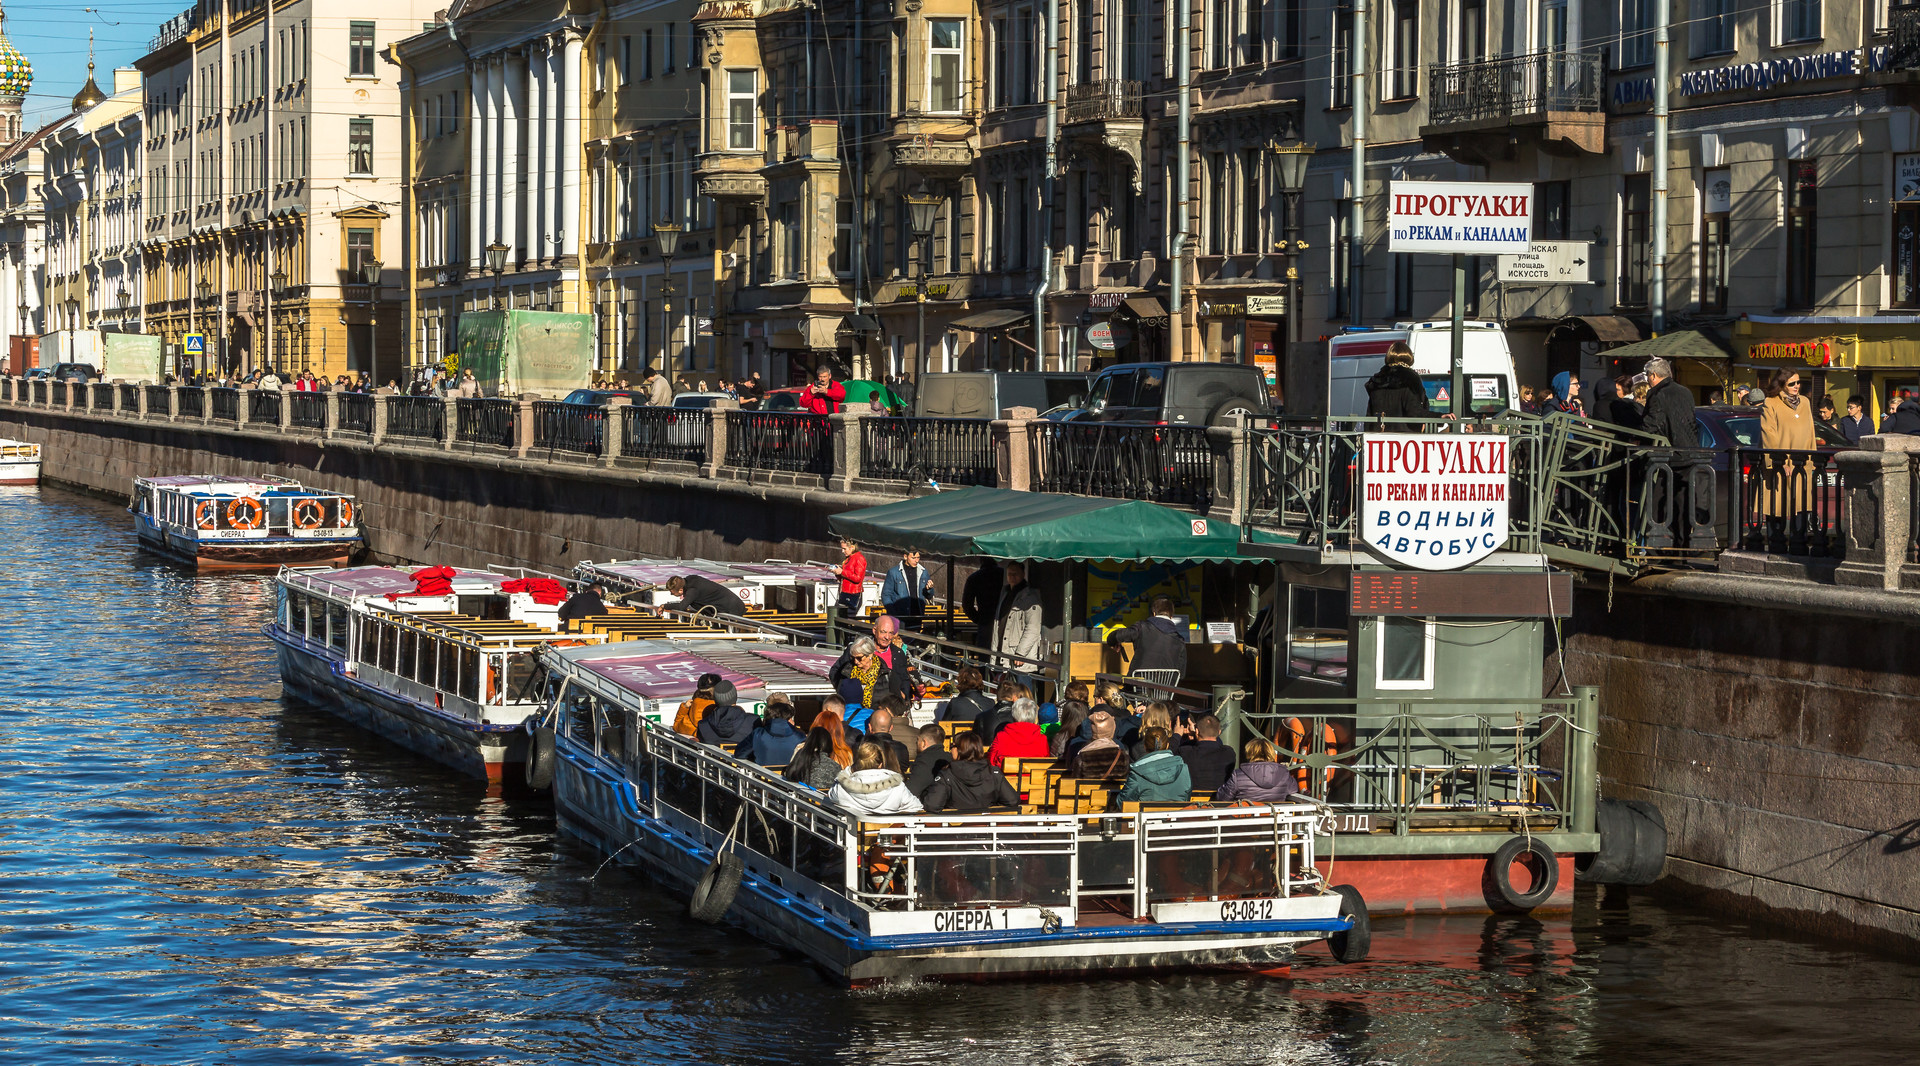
[1620,0,1654,68]
[834,198,854,276]
[1894,159,1920,309]
[1240,149,1261,254]
[1786,159,1817,308]
[928,19,965,113]
[1376,617,1435,690]
[1074,0,1093,84]
[1330,5,1352,108]
[1535,180,1571,240]
[349,22,375,77]
[780,200,802,278]
[621,36,633,85]
[347,228,375,281]
[1205,153,1227,255]
[1780,0,1821,44]
[1393,253,1413,316]
[1333,198,1351,318]
[347,118,373,174]
[1384,0,1419,99]
[1621,173,1651,306]
[1696,0,1736,54]
[727,70,757,150]
[666,24,677,73]
[1701,167,1731,312]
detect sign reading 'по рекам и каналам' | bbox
[1360,433,1513,570]
[1388,182,1534,255]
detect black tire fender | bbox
[1326,884,1371,963]
[524,726,556,791]
[1575,798,1668,886]
[1487,836,1560,913]
[688,852,746,924]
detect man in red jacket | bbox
[803,365,845,414]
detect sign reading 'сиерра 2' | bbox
[1387,181,1534,255]
[1360,433,1513,570]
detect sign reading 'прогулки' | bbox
[1387,181,1534,255]
[1360,434,1512,570]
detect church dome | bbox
[0,8,32,101]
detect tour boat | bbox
[269,564,603,780]
[575,558,884,614]
[131,475,362,569]
[0,439,39,485]
[535,641,1367,985]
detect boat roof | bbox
[137,474,347,498]
[281,565,509,601]
[579,558,845,587]
[367,608,602,650]
[555,640,841,700]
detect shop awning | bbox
[1121,296,1169,319]
[828,485,1268,562]
[949,308,1032,332]
[1594,329,1735,363]
[840,314,880,333]
[1562,315,1645,343]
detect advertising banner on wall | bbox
[1360,433,1513,570]
[1387,182,1534,255]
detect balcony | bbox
[1884,5,1920,76]
[1064,80,1143,125]
[1421,50,1605,164]
[695,151,766,202]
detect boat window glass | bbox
[267,497,290,532]
[288,592,307,636]
[437,640,458,692]
[1376,616,1434,689]
[398,628,418,680]
[379,622,398,673]
[326,603,348,651]
[1286,585,1349,683]
[504,652,539,703]
[459,649,480,701]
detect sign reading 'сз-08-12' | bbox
[1387,181,1534,255]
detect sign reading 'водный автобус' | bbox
[1388,182,1534,255]
[1360,434,1512,570]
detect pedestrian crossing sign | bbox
[183,333,205,356]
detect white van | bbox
[1326,321,1520,418]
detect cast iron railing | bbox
[178,386,204,419]
[724,411,832,476]
[289,392,327,429]
[456,398,516,447]
[247,389,282,425]
[861,417,997,486]
[144,385,171,418]
[338,393,374,434]
[532,400,603,455]
[1064,79,1144,123]
[210,387,239,422]
[30,380,46,404]
[387,396,446,442]
[1030,422,1213,509]
[1426,49,1604,126]
[1729,447,1843,557]
[1890,4,1920,72]
[621,406,708,463]
[90,383,114,411]
[117,384,139,411]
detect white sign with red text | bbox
[1388,181,1534,255]
[1360,433,1512,570]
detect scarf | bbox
[851,655,880,707]
[1781,391,1802,411]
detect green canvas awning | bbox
[828,486,1263,562]
[1589,329,1734,363]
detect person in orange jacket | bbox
[832,537,867,614]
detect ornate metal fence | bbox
[246,389,282,425]
[456,398,516,447]
[621,406,708,463]
[144,385,171,418]
[532,400,604,455]
[1030,422,1213,509]
[178,387,205,419]
[210,387,239,422]
[289,392,327,429]
[1729,447,1843,557]
[861,417,996,486]
[1426,49,1604,126]
[338,393,374,434]
[90,383,115,411]
[724,411,832,476]
[387,396,446,442]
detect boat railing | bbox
[1232,689,1600,837]
[1133,805,1322,916]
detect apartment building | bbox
[43,67,144,338]
[137,0,435,380]
[0,6,41,349]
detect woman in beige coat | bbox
[1757,368,1817,541]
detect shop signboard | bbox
[1898,155,1920,203]
[1360,433,1512,570]
[1747,340,1836,367]
[1246,295,1288,316]
[1388,182,1533,255]
[1088,322,1133,350]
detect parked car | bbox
[913,371,1091,420]
[760,387,807,412]
[1326,321,1519,418]
[23,366,53,380]
[1076,362,1272,426]
[52,363,101,383]
[665,391,730,449]
[560,388,650,407]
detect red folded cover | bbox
[501,577,570,605]
[389,565,457,601]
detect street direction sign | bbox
[1496,241,1598,285]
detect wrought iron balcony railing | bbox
[1890,4,1920,73]
[1064,80,1144,124]
[1426,50,1603,127]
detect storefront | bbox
[1195,290,1286,368]
[1735,315,1920,419]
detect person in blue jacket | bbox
[880,548,938,631]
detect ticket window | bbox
[1374,616,1435,691]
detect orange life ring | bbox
[293,499,324,529]
[194,500,216,530]
[226,497,264,530]
[337,500,355,528]
[1283,716,1342,794]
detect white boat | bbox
[132,475,362,569]
[0,439,40,485]
[575,557,883,614]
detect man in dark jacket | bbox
[556,583,608,627]
[1175,715,1238,794]
[1840,396,1874,444]
[696,681,758,748]
[1104,596,1188,679]
[1887,397,1920,435]
[1638,358,1698,447]
[738,701,805,765]
[864,706,913,770]
[921,732,1020,812]
[903,724,949,798]
[1364,343,1430,419]
[960,561,1004,646]
[662,574,746,617]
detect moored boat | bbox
[132,475,362,569]
[0,439,39,485]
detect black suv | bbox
[1077,362,1272,426]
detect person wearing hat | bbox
[696,680,758,749]
[672,673,722,736]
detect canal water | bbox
[4,485,1918,1066]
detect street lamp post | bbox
[270,269,287,371]
[63,296,79,332]
[1270,139,1314,375]
[367,259,382,382]
[484,241,508,310]
[904,188,942,384]
[197,277,214,376]
[117,286,130,329]
[653,221,682,378]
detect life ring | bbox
[225,497,264,530]
[293,499,325,529]
[1486,836,1560,913]
[194,500,216,530]
[1283,716,1342,794]
[337,500,355,528]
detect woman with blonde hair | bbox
[1129,701,1176,759]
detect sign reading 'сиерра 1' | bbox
[1388,181,1534,255]
[1360,433,1513,570]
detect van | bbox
[914,372,1091,419]
[1079,362,1273,426]
[1326,322,1519,418]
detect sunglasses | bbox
[1785,380,1803,388]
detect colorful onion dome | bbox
[0,8,31,100]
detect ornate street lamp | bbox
[904,187,942,384]
[271,267,288,298]
[1270,138,1315,359]
[63,296,79,330]
[484,241,508,309]
[653,220,682,376]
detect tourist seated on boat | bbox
[1117,727,1193,804]
[738,695,804,766]
[875,694,919,750]
[830,626,919,710]
[1214,737,1304,804]
[660,573,746,618]
[556,583,608,628]
[921,732,1020,813]
[1070,681,1140,751]
[836,677,876,732]
[940,666,994,723]
[1176,714,1239,794]
[1051,700,1091,759]
[863,706,912,772]
[972,679,1031,743]
[696,681,757,750]
[1128,702,1177,760]
[673,673,721,736]
[1071,711,1131,782]
[783,727,850,791]
[813,703,860,759]
[904,723,948,799]
[987,699,1050,768]
[828,742,925,817]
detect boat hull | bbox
[0,460,39,485]
[1310,852,1577,915]
[552,742,1342,985]
[269,623,525,781]
[138,518,355,570]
